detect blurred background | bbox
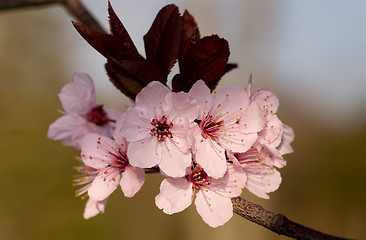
[0,0,365,239]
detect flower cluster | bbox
[49,72,294,227]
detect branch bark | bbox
[232,197,352,240]
[0,0,105,32]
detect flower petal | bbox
[195,136,227,178]
[245,166,282,199]
[120,167,145,197]
[80,133,111,169]
[83,198,108,219]
[119,107,151,142]
[88,172,121,201]
[277,124,295,155]
[188,80,212,119]
[158,139,192,177]
[155,178,193,214]
[48,115,86,147]
[240,102,266,133]
[59,71,96,115]
[164,92,199,123]
[135,81,171,117]
[127,137,159,168]
[195,189,233,228]
[251,87,279,115]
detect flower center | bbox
[198,115,223,139]
[188,163,210,189]
[86,105,111,126]
[150,116,173,142]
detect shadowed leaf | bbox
[143,4,181,80]
[105,62,144,100]
[179,10,200,64]
[179,35,230,91]
[108,2,141,59]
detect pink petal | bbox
[155,178,193,214]
[219,130,258,153]
[59,71,96,115]
[251,87,279,115]
[83,198,108,219]
[195,137,227,178]
[208,163,244,198]
[211,85,249,123]
[135,81,171,117]
[245,167,282,199]
[119,107,151,142]
[164,92,199,123]
[188,80,212,119]
[80,133,110,169]
[88,172,121,201]
[240,102,266,133]
[158,139,192,178]
[244,74,253,96]
[258,114,283,148]
[47,114,87,148]
[277,124,295,155]
[127,137,159,169]
[195,189,233,228]
[120,167,145,198]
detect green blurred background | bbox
[0,0,365,239]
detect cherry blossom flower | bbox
[80,133,145,201]
[48,71,121,150]
[119,81,199,178]
[155,161,245,227]
[250,87,285,148]
[227,142,285,199]
[277,124,295,155]
[188,80,264,178]
[73,161,108,219]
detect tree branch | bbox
[232,197,352,240]
[0,0,105,32]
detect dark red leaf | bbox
[105,62,144,100]
[143,4,181,79]
[179,10,200,64]
[180,35,230,90]
[111,58,165,86]
[108,2,141,59]
[225,63,238,74]
[171,74,192,93]
[73,22,142,61]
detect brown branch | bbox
[232,197,353,240]
[0,0,105,32]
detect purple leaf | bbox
[143,4,181,80]
[179,10,200,64]
[179,35,230,91]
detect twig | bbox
[231,197,352,240]
[0,0,105,32]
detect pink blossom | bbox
[73,162,108,219]
[155,162,245,228]
[277,124,295,155]
[227,142,285,199]
[83,198,108,220]
[250,87,284,148]
[189,80,264,178]
[119,81,199,178]
[80,133,145,201]
[48,71,121,150]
